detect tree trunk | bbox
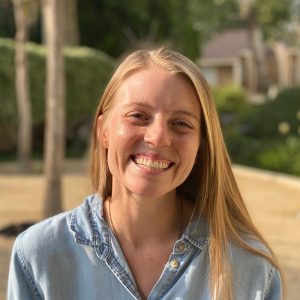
[13,0,32,173]
[296,49,300,85]
[247,8,269,93]
[42,0,79,46]
[42,0,65,218]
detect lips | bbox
[131,155,173,171]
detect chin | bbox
[130,186,171,199]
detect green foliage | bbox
[64,46,114,123]
[213,85,252,153]
[256,137,300,175]
[247,87,300,139]
[77,0,205,59]
[221,86,300,176]
[0,39,17,151]
[0,38,115,153]
[213,85,249,115]
[255,0,291,40]
[212,85,256,166]
[0,1,15,38]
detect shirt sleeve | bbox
[264,267,282,300]
[7,236,42,300]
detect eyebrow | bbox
[124,102,200,122]
[124,102,153,110]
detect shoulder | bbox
[8,210,74,300]
[229,237,282,299]
[8,195,106,299]
[229,236,273,268]
[14,210,72,261]
[229,235,274,273]
[13,194,100,260]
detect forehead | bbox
[113,67,201,113]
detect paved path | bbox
[0,163,299,299]
[233,166,300,300]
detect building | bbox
[198,29,300,95]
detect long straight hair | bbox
[90,48,281,299]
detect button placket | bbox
[167,241,188,270]
[148,241,198,299]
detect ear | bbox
[97,115,109,148]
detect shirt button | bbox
[169,259,180,269]
[176,241,187,253]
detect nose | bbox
[144,118,172,148]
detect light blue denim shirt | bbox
[8,194,282,299]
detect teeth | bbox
[134,156,171,170]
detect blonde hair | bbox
[90,48,281,299]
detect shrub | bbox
[212,85,249,116]
[212,85,254,165]
[256,137,300,176]
[247,87,300,139]
[0,38,115,154]
[223,86,300,176]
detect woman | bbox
[8,48,282,300]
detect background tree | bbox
[42,0,79,46]
[0,0,15,38]
[42,0,65,218]
[238,0,291,93]
[76,0,240,59]
[12,0,39,172]
[13,0,32,173]
[76,0,177,57]
[239,0,269,93]
[288,0,300,83]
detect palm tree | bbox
[42,0,65,218]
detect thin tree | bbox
[239,0,269,93]
[41,0,79,46]
[13,0,32,173]
[42,0,65,218]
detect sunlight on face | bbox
[102,67,201,199]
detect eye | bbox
[128,112,148,120]
[126,112,150,125]
[172,120,193,129]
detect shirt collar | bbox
[69,194,208,251]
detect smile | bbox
[132,155,173,171]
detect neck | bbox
[105,190,182,249]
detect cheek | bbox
[107,121,140,155]
[180,137,200,171]
[117,120,144,142]
[107,120,128,145]
[181,135,200,155]
[115,122,128,137]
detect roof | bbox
[201,29,251,59]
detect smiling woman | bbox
[8,48,282,300]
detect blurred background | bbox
[0,0,299,299]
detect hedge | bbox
[0,38,115,153]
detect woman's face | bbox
[100,67,201,199]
